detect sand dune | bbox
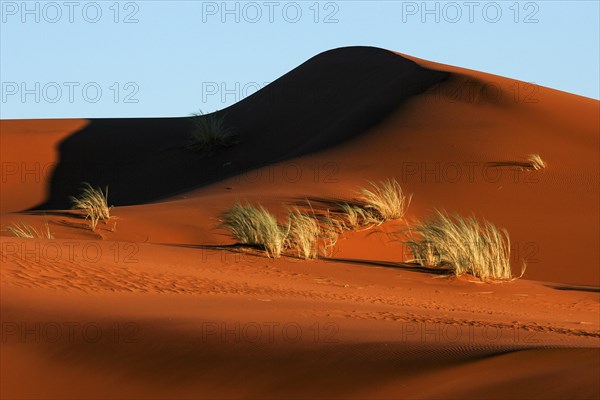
[1,46,598,399]
[34,47,448,210]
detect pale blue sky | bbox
[1,1,598,118]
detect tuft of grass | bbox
[70,183,111,231]
[318,220,340,257]
[527,154,546,170]
[405,210,524,280]
[336,202,380,231]
[286,208,320,260]
[4,221,53,239]
[488,154,547,171]
[357,179,412,223]
[188,111,238,157]
[219,203,288,258]
[220,203,340,259]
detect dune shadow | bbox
[157,243,250,252]
[33,47,449,211]
[154,243,444,272]
[22,209,108,232]
[157,242,326,263]
[155,242,278,258]
[167,241,451,276]
[22,316,544,396]
[23,210,85,220]
[52,219,94,232]
[288,196,369,219]
[322,257,451,275]
[546,284,600,293]
[487,161,535,170]
[291,196,363,208]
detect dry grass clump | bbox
[220,179,411,257]
[219,177,530,283]
[220,203,338,259]
[527,154,546,170]
[488,154,547,171]
[285,208,320,259]
[3,222,53,239]
[405,210,524,280]
[335,202,380,231]
[219,179,412,258]
[70,183,111,231]
[327,179,411,231]
[357,179,412,223]
[219,203,289,258]
[188,111,238,157]
[310,209,342,257]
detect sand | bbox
[1,46,598,399]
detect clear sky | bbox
[1,1,598,118]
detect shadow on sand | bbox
[34,47,449,211]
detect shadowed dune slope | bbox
[34,46,448,210]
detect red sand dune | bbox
[1,46,598,399]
